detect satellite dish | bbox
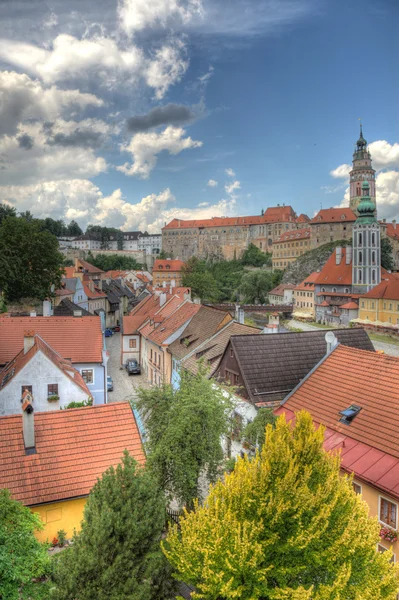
[325,331,335,344]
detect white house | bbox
[0,333,92,416]
[268,284,296,305]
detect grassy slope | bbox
[281,239,351,286]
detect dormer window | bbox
[166,265,170,270]
[341,214,346,220]
[339,405,361,425]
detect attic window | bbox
[339,405,362,425]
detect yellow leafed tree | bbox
[164,411,399,600]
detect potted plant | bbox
[47,394,60,403]
[57,529,67,547]
[380,526,398,543]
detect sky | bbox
[0,0,398,233]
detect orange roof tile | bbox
[276,345,399,499]
[386,223,399,241]
[55,287,74,297]
[294,271,319,291]
[103,270,128,279]
[275,227,311,243]
[315,247,353,285]
[296,213,310,223]
[153,259,185,272]
[77,259,104,274]
[269,283,296,296]
[63,266,75,279]
[310,208,357,224]
[361,279,399,300]
[162,207,297,230]
[83,283,107,300]
[0,403,144,505]
[339,301,359,309]
[147,302,200,346]
[122,314,148,335]
[0,317,103,365]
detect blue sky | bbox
[0,0,398,232]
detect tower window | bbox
[372,251,376,264]
[358,270,362,283]
[359,251,363,265]
[372,270,376,283]
[358,233,363,246]
[372,233,376,246]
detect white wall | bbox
[121,334,140,365]
[0,351,90,416]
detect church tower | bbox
[349,124,376,214]
[352,181,380,293]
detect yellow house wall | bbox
[352,477,399,559]
[31,497,87,543]
[359,298,399,325]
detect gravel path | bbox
[105,332,148,404]
[288,319,399,357]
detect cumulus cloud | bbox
[368,140,399,171]
[118,0,203,36]
[43,118,110,148]
[224,179,240,195]
[330,163,351,180]
[144,39,189,100]
[207,179,217,187]
[127,103,195,133]
[225,167,235,177]
[118,125,202,178]
[17,133,34,150]
[0,70,103,136]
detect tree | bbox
[158,249,169,259]
[0,217,65,302]
[135,369,232,509]
[66,220,83,236]
[241,243,271,267]
[182,271,220,301]
[381,237,394,271]
[164,412,399,600]
[0,489,50,600]
[242,407,276,450]
[239,270,274,303]
[53,452,175,600]
[0,203,17,225]
[87,252,142,271]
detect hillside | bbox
[281,239,351,285]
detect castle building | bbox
[352,181,381,293]
[272,227,311,269]
[349,124,376,214]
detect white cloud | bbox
[330,163,351,180]
[0,70,103,136]
[207,179,217,187]
[144,39,189,100]
[368,140,399,171]
[118,0,203,36]
[117,125,202,178]
[225,167,235,177]
[224,179,240,195]
[198,201,209,207]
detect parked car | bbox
[107,375,113,391]
[105,329,113,337]
[126,359,141,375]
[112,325,121,332]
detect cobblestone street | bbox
[105,332,148,404]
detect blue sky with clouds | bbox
[0,0,397,232]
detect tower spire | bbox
[349,121,376,214]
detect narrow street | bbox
[105,332,148,404]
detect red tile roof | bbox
[103,270,128,279]
[63,267,75,279]
[147,302,200,345]
[361,279,399,300]
[55,287,74,297]
[0,335,91,396]
[310,208,357,224]
[386,223,399,241]
[275,227,311,243]
[0,403,144,506]
[153,259,185,272]
[77,259,103,274]
[294,271,319,291]
[0,316,103,365]
[339,301,359,310]
[122,314,148,335]
[83,284,107,300]
[269,283,296,296]
[162,207,297,230]
[296,213,310,223]
[276,345,399,500]
[315,247,353,285]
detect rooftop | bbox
[315,247,353,286]
[153,259,185,272]
[147,302,201,346]
[162,206,297,230]
[275,227,311,243]
[294,271,319,291]
[310,208,357,224]
[361,279,399,301]
[269,283,296,296]
[0,403,144,506]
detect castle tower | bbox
[352,181,380,293]
[349,124,376,214]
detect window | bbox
[47,383,58,396]
[230,348,234,358]
[378,544,395,563]
[372,270,376,284]
[358,232,363,246]
[380,497,397,529]
[21,385,32,396]
[358,251,363,265]
[358,270,362,283]
[353,482,362,495]
[150,349,153,361]
[81,369,94,384]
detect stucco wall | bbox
[32,497,87,542]
[74,363,105,405]
[121,334,140,365]
[0,351,89,416]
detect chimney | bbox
[160,292,167,307]
[345,246,352,265]
[43,300,52,317]
[238,308,245,324]
[22,392,35,451]
[24,330,35,354]
[30,311,36,317]
[335,247,342,265]
[325,331,337,354]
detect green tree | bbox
[135,370,232,509]
[0,203,17,225]
[0,217,64,302]
[241,243,272,267]
[158,249,169,259]
[19,210,34,222]
[87,252,142,271]
[242,407,276,450]
[53,452,175,600]
[0,489,50,600]
[239,270,274,303]
[66,220,83,236]
[182,271,220,301]
[164,412,399,600]
[381,236,394,271]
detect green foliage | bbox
[241,243,272,267]
[381,237,394,271]
[242,408,276,450]
[164,412,399,599]
[61,398,93,409]
[282,239,351,286]
[0,489,50,600]
[0,294,7,313]
[182,257,248,302]
[53,452,175,600]
[0,217,65,302]
[158,249,169,259]
[135,369,233,509]
[57,530,67,546]
[86,251,142,271]
[63,258,74,267]
[66,220,83,236]
[0,202,17,224]
[85,225,125,250]
[182,260,220,301]
[239,269,283,303]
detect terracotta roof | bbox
[168,306,232,360]
[361,279,399,300]
[182,321,261,376]
[103,270,128,279]
[0,317,103,365]
[310,208,357,224]
[122,314,148,335]
[294,271,319,291]
[83,283,107,300]
[296,213,310,223]
[269,283,296,296]
[0,403,144,506]
[275,227,311,244]
[147,302,200,346]
[153,259,185,272]
[0,335,91,396]
[319,300,330,307]
[135,272,151,284]
[340,301,359,310]
[386,223,399,241]
[63,266,75,279]
[77,259,103,274]
[162,207,296,230]
[276,345,399,500]
[316,292,361,298]
[55,287,74,297]
[315,248,353,285]
[219,329,374,405]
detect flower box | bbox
[380,526,398,543]
[47,394,60,403]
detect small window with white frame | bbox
[380,496,398,529]
[81,369,94,384]
[352,481,362,495]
